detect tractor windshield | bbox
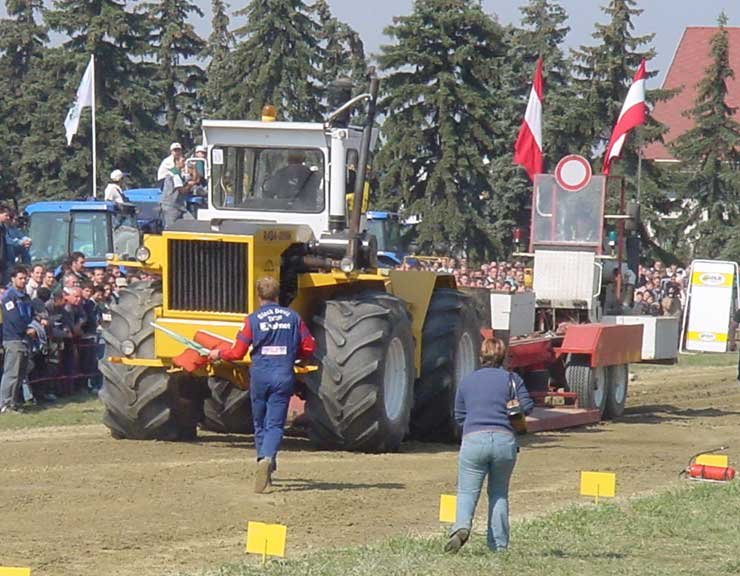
[29,212,69,264]
[70,211,110,261]
[367,218,403,253]
[531,174,605,250]
[211,146,325,213]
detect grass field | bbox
[0,392,102,430]
[634,351,737,370]
[202,481,740,576]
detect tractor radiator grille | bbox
[167,239,248,313]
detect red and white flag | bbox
[603,59,648,175]
[514,58,544,181]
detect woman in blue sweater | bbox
[445,337,534,554]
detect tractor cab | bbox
[366,211,416,267]
[197,120,367,244]
[26,200,140,268]
[526,155,636,324]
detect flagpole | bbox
[637,146,642,202]
[90,54,97,199]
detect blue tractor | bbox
[365,211,416,267]
[25,200,140,269]
[25,189,207,269]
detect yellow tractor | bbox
[99,77,480,452]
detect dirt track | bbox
[2,362,740,576]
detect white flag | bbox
[64,57,94,146]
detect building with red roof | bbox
[644,26,740,162]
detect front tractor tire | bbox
[305,292,415,453]
[564,354,607,416]
[411,289,480,441]
[202,377,253,434]
[99,280,203,440]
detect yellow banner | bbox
[691,271,733,287]
[686,331,728,343]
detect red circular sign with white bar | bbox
[554,154,592,192]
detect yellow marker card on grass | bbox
[695,454,729,468]
[246,521,287,563]
[439,494,457,523]
[580,471,616,504]
[0,568,31,576]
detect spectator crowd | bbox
[401,257,534,293]
[399,256,688,318]
[0,247,154,414]
[630,261,687,317]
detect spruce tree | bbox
[314,0,366,88]
[512,0,588,162]
[572,0,656,147]
[486,25,539,252]
[203,0,234,117]
[142,0,206,143]
[0,0,48,200]
[21,0,164,200]
[224,0,323,121]
[572,0,676,259]
[671,13,740,260]
[376,0,507,259]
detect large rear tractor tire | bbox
[604,364,628,419]
[411,289,480,442]
[565,354,607,416]
[99,280,204,440]
[202,377,253,434]
[305,291,415,452]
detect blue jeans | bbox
[250,370,294,463]
[452,430,517,551]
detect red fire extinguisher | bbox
[682,447,736,482]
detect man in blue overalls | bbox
[209,276,316,493]
[0,266,36,413]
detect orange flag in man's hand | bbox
[172,348,209,372]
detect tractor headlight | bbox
[121,340,136,356]
[135,246,151,263]
[340,257,355,274]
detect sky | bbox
[1,1,739,87]
[326,0,739,86]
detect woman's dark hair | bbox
[480,337,506,368]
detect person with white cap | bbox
[104,170,127,204]
[157,142,184,185]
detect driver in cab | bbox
[263,151,316,204]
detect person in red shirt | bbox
[209,277,315,492]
